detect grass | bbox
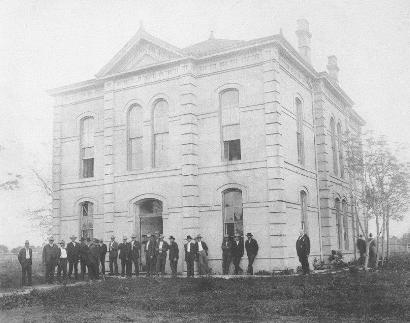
[1,271,409,322]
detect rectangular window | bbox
[82,158,94,178]
[129,137,143,170]
[154,133,169,168]
[224,139,241,161]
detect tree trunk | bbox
[364,240,370,271]
[386,215,390,259]
[375,214,380,269]
[381,214,386,267]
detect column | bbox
[51,98,63,240]
[103,81,116,241]
[263,48,287,269]
[179,64,200,237]
[313,82,332,255]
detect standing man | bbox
[130,234,140,277]
[88,238,101,280]
[184,236,196,277]
[356,234,366,265]
[155,234,169,276]
[368,233,377,268]
[245,233,259,275]
[221,235,233,275]
[79,237,89,280]
[168,236,179,277]
[42,236,60,284]
[67,235,80,280]
[108,235,119,276]
[18,240,32,286]
[99,238,107,276]
[145,234,156,276]
[231,234,244,275]
[57,240,68,285]
[118,236,130,277]
[296,230,310,275]
[195,234,209,276]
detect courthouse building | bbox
[49,20,364,273]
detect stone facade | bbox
[49,20,364,273]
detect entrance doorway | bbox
[136,198,163,272]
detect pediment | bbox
[96,26,184,78]
[109,40,180,74]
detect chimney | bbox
[327,55,339,83]
[295,18,312,63]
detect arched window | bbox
[342,199,349,249]
[296,98,305,165]
[300,190,308,234]
[127,104,143,170]
[220,89,241,161]
[222,189,243,237]
[153,99,169,168]
[335,198,342,249]
[337,122,344,178]
[330,118,338,176]
[80,201,94,239]
[80,117,94,178]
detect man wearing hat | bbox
[245,233,259,275]
[108,235,119,275]
[57,240,68,284]
[42,236,60,284]
[195,234,209,275]
[99,238,108,276]
[67,235,80,280]
[18,240,33,286]
[118,236,131,277]
[88,238,101,280]
[184,236,196,277]
[221,235,233,275]
[155,234,169,276]
[145,234,157,276]
[168,236,179,277]
[79,237,89,280]
[130,234,141,277]
[231,233,244,275]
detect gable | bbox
[107,40,181,75]
[96,26,184,78]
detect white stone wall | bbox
[52,47,362,272]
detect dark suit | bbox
[118,242,131,277]
[245,238,259,275]
[232,238,244,274]
[155,240,169,275]
[79,242,89,280]
[168,241,179,277]
[184,241,197,277]
[42,244,60,283]
[108,240,119,275]
[221,239,233,275]
[356,238,366,265]
[88,242,100,280]
[99,243,107,275]
[145,239,157,275]
[296,234,310,274]
[66,241,80,279]
[130,240,140,276]
[18,248,32,286]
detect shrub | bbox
[254,270,272,276]
[381,253,410,271]
[328,250,348,269]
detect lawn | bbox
[1,271,409,322]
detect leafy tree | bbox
[345,131,410,268]
[0,244,9,253]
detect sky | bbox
[0,0,409,248]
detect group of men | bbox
[221,232,259,275]
[17,230,312,287]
